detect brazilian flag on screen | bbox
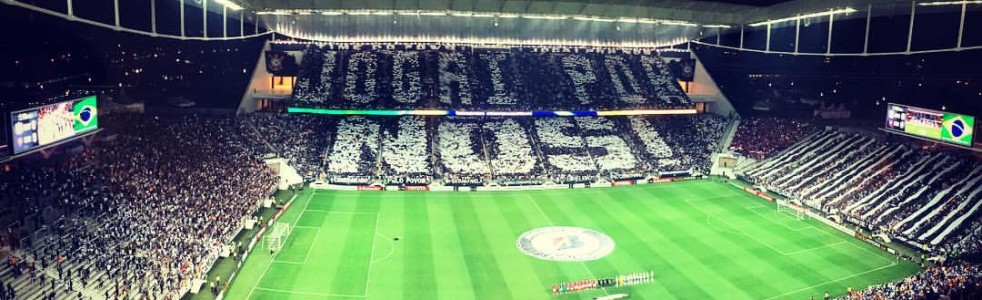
[73,96,98,133]
[940,113,974,147]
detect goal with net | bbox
[266,222,291,253]
[777,199,807,220]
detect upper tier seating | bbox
[291,46,693,110]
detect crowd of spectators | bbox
[575,117,642,176]
[256,114,726,186]
[436,119,491,181]
[380,117,432,185]
[482,118,543,184]
[1,114,275,299]
[742,129,982,258]
[239,113,330,181]
[533,118,599,183]
[836,262,982,300]
[629,115,727,175]
[290,45,694,110]
[729,117,820,160]
[325,116,381,185]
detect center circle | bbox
[516,226,615,262]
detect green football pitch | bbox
[224,180,920,300]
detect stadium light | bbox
[523,15,568,20]
[918,1,982,5]
[251,8,730,28]
[661,20,700,27]
[749,8,857,27]
[214,0,243,11]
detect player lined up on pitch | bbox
[552,271,655,295]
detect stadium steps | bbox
[718,117,739,153]
[525,119,552,180]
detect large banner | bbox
[885,103,975,147]
[10,95,98,154]
[265,51,299,76]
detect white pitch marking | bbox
[528,196,610,296]
[246,190,317,299]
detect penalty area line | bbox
[762,262,898,300]
[363,213,381,298]
[246,190,316,300]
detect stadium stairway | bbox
[718,117,740,153]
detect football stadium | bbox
[1,1,981,300]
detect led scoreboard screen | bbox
[885,103,975,147]
[11,95,98,154]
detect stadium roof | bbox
[237,0,927,26]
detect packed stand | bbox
[628,115,727,175]
[729,117,819,160]
[436,119,490,185]
[742,129,982,256]
[291,45,693,110]
[481,118,544,185]
[532,118,598,183]
[574,117,644,180]
[1,114,275,300]
[836,262,982,300]
[239,113,331,181]
[380,117,432,185]
[326,116,381,185]
[300,115,729,186]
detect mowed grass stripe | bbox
[497,193,580,296]
[688,184,897,278]
[666,191,833,297]
[266,202,357,295]
[240,190,318,299]
[565,188,732,299]
[367,192,407,299]
[327,193,380,296]
[228,182,921,300]
[450,196,512,299]
[479,193,571,299]
[538,189,683,299]
[426,193,478,300]
[403,194,439,299]
[534,192,659,299]
[681,182,915,298]
[599,187,790,298]
[687,183,874,291]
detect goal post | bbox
[777,199,807,220]
[267,222,292,253]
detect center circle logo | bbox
[516,226,615,261]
